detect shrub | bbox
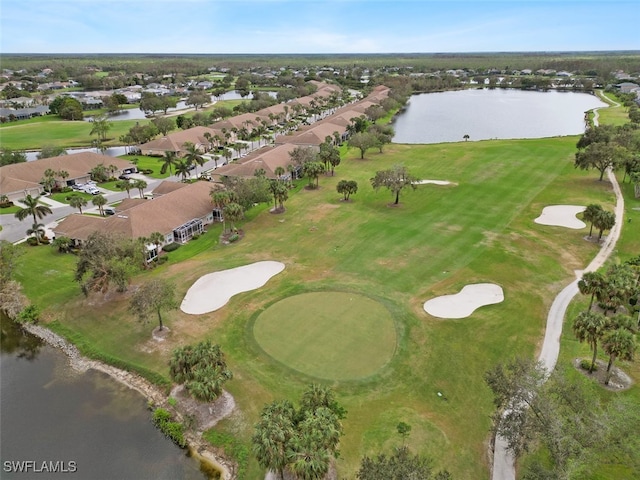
[141,169,154,175]
[228,233,239,243]
[0,200,14,208]
[162,242,180,252]
[580,359,597,371]
[17,304,40,324]
[191,233,200,240]
[152,408,186,448]
[167,397,177,407]
[60,186,73,193]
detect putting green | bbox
[253,292,397,381]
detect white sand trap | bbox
[180,261,285,315]
[534,205,586,229]
[423,283,504,319]
[414,179,454,186]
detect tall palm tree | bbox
[211,190,234,233]
[183,142,206,177]
[252,400,296,480]
[92,194,107,216]
[582,204,603,237]
[159,150,178,175]
[174,160,192,182]
[223,202,244,234]
[148,231,165,259]
[133,179,147,198]
[602,328,636,385]
[26,222,46,245]
[14,194,52,225]
[578,271,606,311]
[115,180,132,198]
[572,310,608,373]
[68,194,88,214]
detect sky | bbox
[1,0,638,54]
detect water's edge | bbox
[21,323,235,480]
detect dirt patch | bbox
[170,385,236,433]
[572,358,633,391]
[219,229,245,245]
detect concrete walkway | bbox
[491,169,625,480]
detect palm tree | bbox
[594,209,616,240]
[115,179,132,198]
[159,151,178,175]
[68,194,88,214]
[274,166,285,181]
[14,194,52,225]
[211,190,232,233]
[148,231,165,259]
[578,271,606,311]
[252,400,296,480]
[92,194,107,216]
[223,202,244,233]
[175,160,192,182]
[582,204,603,237]
[133,179,147,198]
[26,222,46,245]
[602,328,636,385]
[572,310,608,373]
[183,142,206,177]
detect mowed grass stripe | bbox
[253,292,396,380]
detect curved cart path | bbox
[492,168,624,480]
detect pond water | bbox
[85,90,278,122]
[392,88,608,144]
[0,319,209,480]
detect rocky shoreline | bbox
[22,323,236,480]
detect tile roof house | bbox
[212,144,296,180]
[53,180,218,246]
[274,122,347,147]
[139,126,223,156]
[0,152,135,201]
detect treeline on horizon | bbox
[3,51,640,78]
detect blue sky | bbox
[1,1,638,54]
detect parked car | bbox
[84,186,100,195]
[104,207,116,216]
[72,183,84,190]
[118,174,130,180]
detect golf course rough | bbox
[253,292,397,381]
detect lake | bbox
[392,88,608,144]
[0,319,209,480]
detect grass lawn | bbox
[123,155,172,179]
[596,90,630,126]
[0,205,21,214]
[0,117,144,150]
[252,292,397,380]
[18,133,634,479]
[48,190,94,205]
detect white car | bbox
[84,186,100,195]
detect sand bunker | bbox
[180,261,285,314]
[534,205,586,229]
[423,283,504,319]
[414,179,454,186]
